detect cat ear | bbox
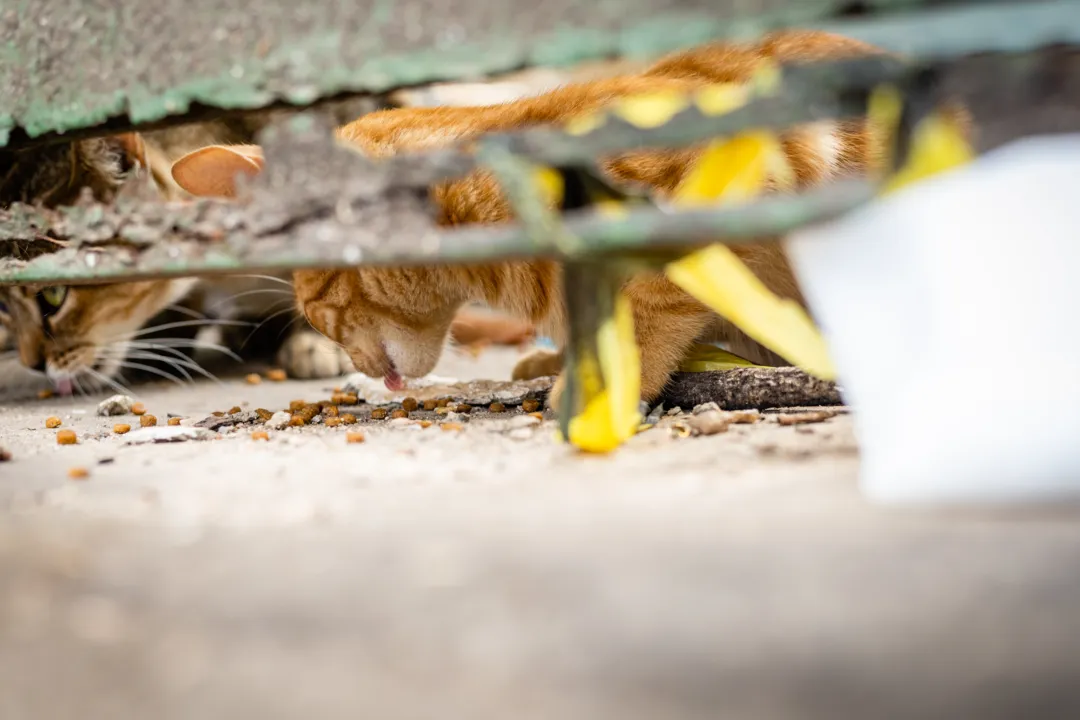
[171,144,265,198]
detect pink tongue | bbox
[384,369,406,391]
[54,378,74,396]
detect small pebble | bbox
[401,397,419,412]
[68,467,90,480]
[390,409,409,420]
[251,431,269,441]
[489,402,506,413]
[346,432,365,444]
[167,418,182,426]
[56,430,77,445]
[370,408,388,420]
[245,373,262,385]
[508,428,533,441]
[445,412,470,423]
[692,402,720,415]
[45,416,62,429]
[96,394,134,417]
[140,415,157,428]
[665,406,683,416]
[726,410,760,424]
[131,403,147,416]
[266,411,291,430]
[388,418,414,428]
[113,424,131,435]
[686,411,730,436]
[265,369,287,382]
[508,415,541,429]
[522,398,540,413]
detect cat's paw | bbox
[277,331,355,379]
[512,348,562,381]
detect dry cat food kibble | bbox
[289,400,306,413]
[528,412,544,420]
[251,430,270,441]
[489,402,506,413]
[454,404,472,414]
[390,409,409,420]
[346,431,365,444]
[113,424,131,435]
[266,369,287,382]
[323,405,339,417]
[522,399,540,413]
[167,418,182,426]
[228,406,242,415]
[38,389,54,400]
[435,398,451,409]
[422,399,438,411]
[288,415,306,427]
[297,404,321,423]
[419,420,433,429]
[211,411,225,417]
[140,415,158,427]
[441,422,464,432]
[324,418,342,428]
[68,467,90,480]
[370,408,388,420]
[401,397,419,412]
[245,373,262,385]
[254,408,273,422]
[332,392,359,406]
[45,416,62,429]
[56,429,77,445]
[131,403,146,416]
[340,413,357,425]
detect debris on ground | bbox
[67,467,90,480]
[344,374,553,407]
[251,431,269,441]
[775,410,841,426]
[265,369,288,382]
[684,411,731,436]
[140,415,158,427]
[121,426,219,444]
[113,424,131,435]
[97,394,135,416]
[345,432,365,444]
[660,367,842,411]
[132,403,147,416]
[265,411,291,429]
[45,416,62,428]
[56,429,77,445]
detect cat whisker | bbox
[83,366,137,398]
[122,352,195,382]
[126,338,243,364]
[275,312,308,341]
[112,360,189,387]
[119,318,254,342]
[206,288,294,312]
[122,350,224,386]
[229,274,293,287]
[239,305,300,349]
[163,304,209,320]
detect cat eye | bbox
[37,286,68,314]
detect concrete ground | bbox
[2,345,1079,719]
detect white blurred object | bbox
[786,134,1080,504]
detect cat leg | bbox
[277,328,355,379]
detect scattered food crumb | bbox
[289,400,306,413]
[251,431,270,441]
[96,394,134,417]
[324,418,342,428]
[441,423,464,432]
[131,403,146,416]
[489,402,506,413]
[245,373,262,385]
[454,404,472,414]
[528,412,544,420]
[167,417,182,426]
[390,409,409,420]
[38,389,53,400]
[776,410,839,426]
[419,420,433,429]
[727,410,761,424]
[402,397,419,412]
[68,467,89,480]
[346,432,365,444]
[113,424,131,435]
[266,411,291,430]
[323,405,339,417]
[692,402,720,415]
[685,411,730,436]
[56,430,77,445]
[45,416,62,429]
[211,411,224,417]
[254,408,273,422]
[422,399,438,411]
[140,415,158,428]
[434,407,451,416]
[288,415,306,427]
[435,398,451,408]
[340,414,357,425]
[522,398,540,413]
[266,369,287,382]
[332,392,359,405]
[370,408,387,420]
[228,406,242,415]
[666,407,683,416]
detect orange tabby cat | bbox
[171,30,913,405]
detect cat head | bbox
[170,143,471,388]
[0,135,199,394]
